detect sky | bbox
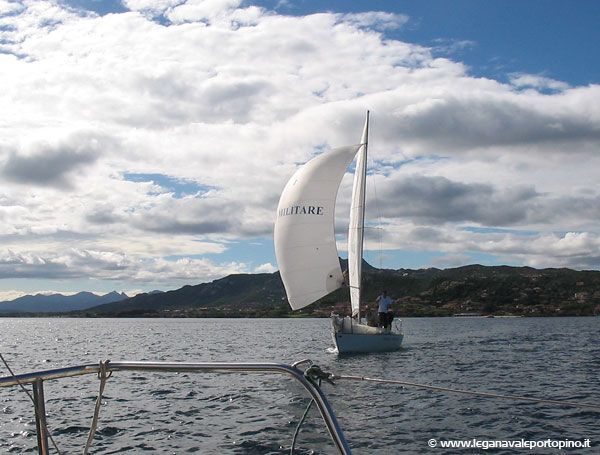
[0,0,599,301]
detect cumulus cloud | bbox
[509,73,571,92]
[371,175,540,226]
[377,87,600,154]
[255,262,277,273]
[369,224,600,270]
[0,134,107,189]
[0,246,248,286]
[166,0,244,23]
[0,0,599,295]
[340,11,409,31]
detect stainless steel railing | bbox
[0,360,352,455]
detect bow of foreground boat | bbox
[0,358,352,455]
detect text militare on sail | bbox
[278,205,324,217]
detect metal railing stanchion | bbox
[32,379,49,455]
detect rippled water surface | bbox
[1,317,599,454]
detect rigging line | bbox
[330,374,600,411]
[291,371,326,455]
[290,392,315,455]
[0,352,64,455]
[291,365,336,454]
[83,359,112,455]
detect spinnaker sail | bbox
[274,144,361,310]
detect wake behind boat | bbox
[274,112,403,353]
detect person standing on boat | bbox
[376,290,393,328]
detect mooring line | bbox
[83,359,112,455]
[331,374,600,411]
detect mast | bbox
[348,111,369,318]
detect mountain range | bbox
[2,263,600,317]
[0,291,130,313]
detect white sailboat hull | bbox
[331,316,403,353]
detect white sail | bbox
[348,112,369,317]
[275,145,361,310]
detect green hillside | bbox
[82,264,600,318]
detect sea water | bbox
[1,317,599,454]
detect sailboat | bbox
[274,112,403,353]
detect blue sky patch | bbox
[123,173,214,199]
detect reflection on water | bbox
[1,317,599,454]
